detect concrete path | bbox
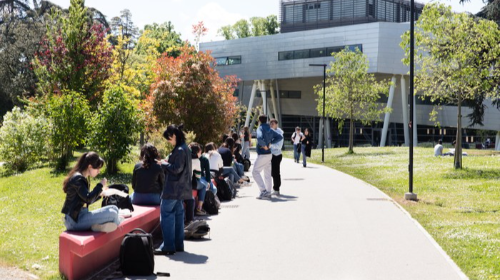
[126,154,467,280]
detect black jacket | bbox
[61,173,102,222]
[302,135,313,157]
[132,162,165,194]
[161,143,192,200]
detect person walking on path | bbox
[253,115,283,200]
[242,126,251,159]
[270,119,284,196]
[157,124,192,255]
[301,128,313,168]
[291,127,303,163]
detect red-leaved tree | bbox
[33,0,113,105]
[146,44,239,144]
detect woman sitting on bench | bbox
[131,144,164,205]
[61,152,121,233]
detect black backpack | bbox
[102,184,134,212]
[120,228,154,276]
[215,177,232,201]
[243,158,251,172]
[203,191,219,215]
[184,220,210,239]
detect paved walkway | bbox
[126,153,467,280]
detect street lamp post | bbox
[405,0,418,201]
[309,63,327,163]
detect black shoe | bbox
[154,249,175,255]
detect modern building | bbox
[200,0,500,150]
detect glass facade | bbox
[278,44,362,61]
[215,56,242,66]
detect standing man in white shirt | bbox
[291,127,304,163]
[270,119,284,196]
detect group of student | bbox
[291,126,313,167]
[61,124,254,256]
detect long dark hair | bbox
[63,152,104,193]
[189,142,201,159]
[225,137,235,155]
[163,124,186,146]
[140,143,160,169]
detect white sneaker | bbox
[91,222,118,233]
[256,191,268,199]
[272,190,280,196]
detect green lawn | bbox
[283,147,500,280]
[0,151,138,279]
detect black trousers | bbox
[271,154,282,191]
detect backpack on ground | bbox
[215,177,233,201]
[102,184,134,212]
[120,228,154,276]
[203,191,219,215]
[225,178,237,199]
[184,220,210,239]
[243,158,251,172]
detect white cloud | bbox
[181,2,244,44]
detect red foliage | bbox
[146,44,239,144]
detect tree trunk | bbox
[348,115,354,154]
[454,95,463,169]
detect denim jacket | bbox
[256,123,283,155]
[161,143,192,200]
[270,128,284,156]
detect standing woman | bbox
[301,128,313,168]
[61,152,121,232]
[157,124,192,255]
[242,126,251,160]
[131,144,164,205]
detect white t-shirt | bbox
[434,144,443,156]
[206,151,223,171]
[192,158,201,172]
[292,131,304,144]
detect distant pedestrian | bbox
[242,126,251,159]
[253,115,283,200]
[301,128,313,167]
[291,127,303,163]
[270,119,284,196]
[434,139,443,156]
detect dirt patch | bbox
[0,265,39,280]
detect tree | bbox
[192,21,207,52]
[87,85,143,174]
[135,22,184,58]
[33,0,113,106]
[401,3,500,168]
[147,44,239,144]
[109,9,138,48]
[317,48,390,154]
[218,15,279,40]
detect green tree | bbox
[46,91,90,170]
[317,48,390,154]
[33,0,113,106]
[232,19,251,38]
[264,15,279,35]
[87,86,144,174]
[401,3,500,169]
[218,25,234,40]
[135,22,183,58]
[147,44,239,144]
[218,15,279,40]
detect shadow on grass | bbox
[443,168,500,180]
[336,151,396,158]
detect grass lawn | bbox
[0,150,138,279]
[283,146,500,280]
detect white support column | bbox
[270,81,279,122]
[249,99,263,134]
[245,81,258,127]
[275,79,283,126]
[495,131,500,151]
[318,118,324,150]
[401,75,409,146]
[326,117,332,148]
[413,92,418,146]
[380,76,397,147]
[259,80,268,117]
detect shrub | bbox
[0,107,49,172]
[87,86,144,174]
[145,129,196,159]
[46,91,90,170]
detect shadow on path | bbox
[164,251,209,264]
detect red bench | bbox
[59,205,160,280]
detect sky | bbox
[48,0,486,43]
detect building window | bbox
[278,44,363,61]
[279,90,302,99]
[215,55,242,66]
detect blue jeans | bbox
[242,141,250,159]
[301,144,307,167]
[293,144,301,162]
[64,206,120,231]
[196,179,207,202]
[223,166,241,183]
[159,199,185,252]
[233,161,244,177]
[131,192,161,205]
[209,181,217,195]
